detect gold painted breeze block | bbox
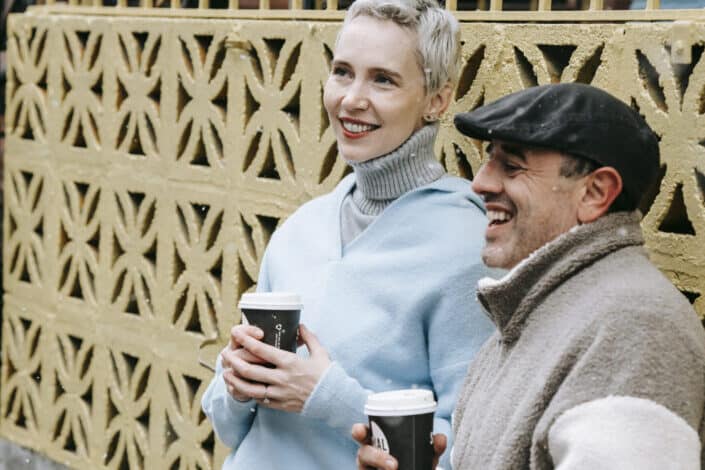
[3,11,705,469]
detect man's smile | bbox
[486,209,512,226]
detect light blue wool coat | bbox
[202,173,495,469]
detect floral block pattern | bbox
[3,13,705,470]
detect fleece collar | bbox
[477,211,645,344]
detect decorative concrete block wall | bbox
[3,8,705,469]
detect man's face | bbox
[471,140,586,270]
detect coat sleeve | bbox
[547,395,700,470]
[535,306,705,469]
[427,260,496,469]
[200,248,274,449]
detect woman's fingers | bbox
[228,351,281,385]
[221,347,265,369]
[230,324,264,348]
[233,329,289,367]
[299,324,328,359]
[235,347,268,364]
[223,367,265,402]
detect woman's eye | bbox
[332,66,350,77]
[374,74,394,85]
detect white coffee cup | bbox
[365,389,437,469]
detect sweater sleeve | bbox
[534,306,705,468]
[200,354,257,449]
[200,248,274,449]
[300,361,371,436]
[427,261,496,469]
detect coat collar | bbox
[477,211,645,344]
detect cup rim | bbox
[238,292,303,310]
[364,389,437,416]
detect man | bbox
[354,83,705,469]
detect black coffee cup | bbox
[238,292,302,353]
[365,389,437,470]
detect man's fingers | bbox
[356,445,398,470]
[351,423,370,445]
[433,433,448,458]
[353,423,397,470]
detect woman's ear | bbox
[577,166,623,223]
[424,82,453,120]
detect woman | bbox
[201,1,494,468]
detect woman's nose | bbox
[341,81,370,111]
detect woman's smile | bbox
[339,117,379,138]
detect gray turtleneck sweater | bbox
[341,124,445,246]
[452,212,705,469]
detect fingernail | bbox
[385,458,396,469]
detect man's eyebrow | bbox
[499,143,527,161]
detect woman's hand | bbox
[221,324,269,402]
[229,323,331,413]
[352,423,447,470]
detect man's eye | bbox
[502,162,523,173]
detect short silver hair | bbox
[341,0,460,95]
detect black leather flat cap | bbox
[454,83,660,208]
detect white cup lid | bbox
[364,389,437,416]
[238,292,303,310]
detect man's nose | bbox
[471,160,502,196]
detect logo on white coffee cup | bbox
[370,421,390,453]
[274,323,284,348]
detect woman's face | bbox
[323,16,430,163]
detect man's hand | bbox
[352,423,447,470]
[353,423,398,470]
